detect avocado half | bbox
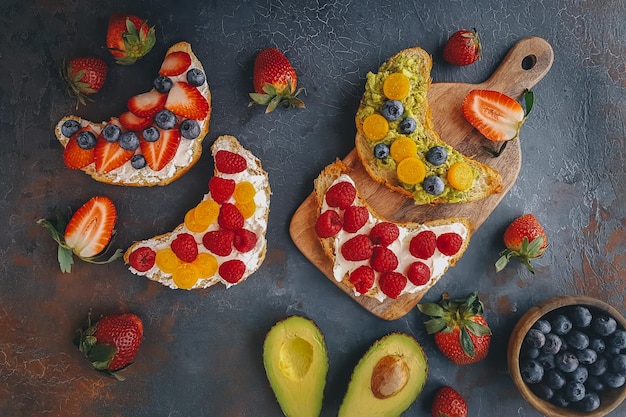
[263,315,329,417]
[338,333,428,417]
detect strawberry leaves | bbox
[496,235,545,273]
[249,81,305,113]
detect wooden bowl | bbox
[508,295,626,417]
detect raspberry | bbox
[340,234,373,262]
[128,246,156,272]
[315,210,342,238]
[202,230,234,256]
[218,203,244,230]
[407,261,431,286]
[170,233,198,263]
[370,246,399,272]
[437,232,464,256]
[409,230,437,259]
[219,259,246,283]
[209,177,236,203]
[325,181,356,209]
[234,228,258,253]
[349,265,375,294]
[215,150,247,174]
[378,271,407,299]
[369,222,400,246]
[343,205,369,233]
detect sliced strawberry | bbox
[159,51,192,76]
[164,82,209,120]
[127,90,166,117]
[63,127,96,169]
[462,89,525,142]
[140,128,180,171]
[119,111,153,131]
[64,196,117,258]
[94,136,135,174]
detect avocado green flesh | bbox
[338,333,428,417]
[263,316,329,417]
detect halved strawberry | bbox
[63,127,96,169]
[94,137,135,174]
[127,90,166,117]
[462,89,526,142]
[140,128,180,171]
[164,82,209,120]
[64,196,118,258]
[119,111,153,131]
[159,51,191,76]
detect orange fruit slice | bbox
[155,248,181,274]
[172,263,200,289]
[396,157,426,185]
[193,252,218,278]
[362,114,389,141]
[447,162,474,190]
[389,136,417,162]
[383,73,410,100]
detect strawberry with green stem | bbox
[443,28,481,66]
[496,213,547,273]
[60,57,108,108]
[106,14,156,65]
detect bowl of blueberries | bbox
[508,295,626,416]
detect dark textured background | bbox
[1,1,624,416]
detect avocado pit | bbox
[371,354,410,399]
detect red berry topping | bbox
[370,246,399,273]
[215,150,247,174]
[234,228,258,253]
[407,261,431,286]
[349,265,375,294]
[209,177,236,203]
[378,271,407,299]
[437,232,464,256]
[325,181,356,209]
[202,230,234,256]
[409,230,437,259]
[219,259,246,283]
[342,205,369,233]
[218,203,244,230]
[170,233,198,263]
[315,210,342,238]
[369,222,400,247]
[128,246,156,272]
[340,234,373,262]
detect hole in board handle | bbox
[522,54,537,70]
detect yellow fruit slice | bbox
[447,162,475,190]
[194,200,220,225]
[396,157,426,185]
[185,208,209,233]
[362,114,389,141]
[389,136,417,162]
[236,200,257,219]
[383,73,410,100]
[234,181,256,203]
[193,252,218,278]
[172,263,200,289]
[156,248,181,274]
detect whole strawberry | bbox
[77,312,144,380]
[249,48,305,113]
[443,28,481,66]
[106,14,156,65]
[61,57,108,108]
[432,386,468,417]
[496,213,547,273]
[417,292,491,365]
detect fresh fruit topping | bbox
[390,136,417,162]
[127,90,166,117]
[315,210,343,238]
[193,253,218,278]
[362,114,389,141]
[369,222,399,247]
[399,117,417,134]
[349,265,375,294]
[382,73,410,100]
[159,51,191,76]
[431,386,468,417]
[219,259,246,283]
[186,68,206,86]
[63,129,96,169]
[370,246,399,273]
[172,263,200,289]
[396,157,426,185]
[209,177,236,203]
[443,28,481,66]
[234,229,258,253]
[164,81,210,120]
[342,205,369,233]
[153,109,177,130]
[426,146,448,166]
[233,181,256,203]
[119,131,140,151]
[249,48,305,113]
[128,246,156,272]
[76,129,98,150]
[119,111,152,131]
[155,248,180,273]
[341,234,373,262]
[418,292,492,365]
[381,100,404,121]
[94,137,135,174]
[378,271,407,299]
[409,230,437,259]
[170,233,198,263]
[61,57,108,108]
[218,203,244,230]
[423,176,445,195]
[131,154,147,169]
[102,123,122,142]
[203,230,235,256]
[140,128,181,171]
[215,150,248,174]
[37,196,123,272]
[437,233,464,256]
[184,209,209,233]
[373,143,390,159]
[61,119,81,137]
[153,75,174,93]
[179,119,201,139]
[193,200,220,225]
[236,200,257,219]
[106,14,156,65]
[141,126,160,142]
[496,213,547,273]
[407,262,431,286]
[447,162,474,190]
[325,181,356,209]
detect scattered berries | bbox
[431,386,468,417]
[325,181,356,209]
[170,233,198,263]
[496,213,547,273]
[315,210,343,238]
[61,57,108,108]
[341,234,373,262]
[378,271,407,299]
[215,150,247,174]
[443,28,481,66]
[342,205,369,233]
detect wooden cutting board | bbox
[289,36,554,320]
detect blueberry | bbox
[154,75,173,93]
[373,143,390,159]
[610,353,626,375]
[530,382,553,400]
[119,131,140,151]
[423,176,445,195]
[520,359,544,384]
[542,333,563,355]
[102,124,121,142]
[551,391,570,408]
[76,130,97,150]
[536,353,555,370]
[550,314,573,335]
[425,146,448,166]
[577,392,600,412]
[398,117,416,134]
[609,329,626,349]
[533,319,552,334]
[564,380,586,402]
[186,68,206,86]
[61,119,81,137]
[568,305,593,328]
[381,100,403,121]
[142,126,160,142]
[592,315,617,336]
[586,375,605,392]
[555,351,579,373]
[545,369,567,390]
[566,330,590,350]
[570,365,588,383]
[575,348,598,365]
[588,356,608,376]
[154,109,177,130]
[521,345,540,359]
[602,371,626,388]
[589,337,606,354]
[130,154,146,169]
[179,119,201,139]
